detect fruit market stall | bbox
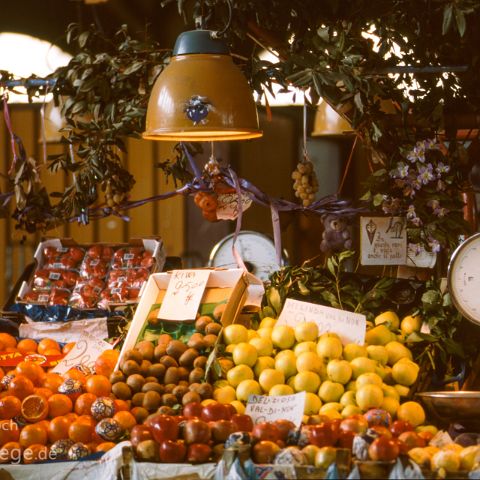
[1,1,480,479]
[1,243,480,479]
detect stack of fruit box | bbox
[15,237,165,310]
[117,269,264,369]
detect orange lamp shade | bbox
[312,101,353,136]
[143,30,262,141]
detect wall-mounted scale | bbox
[208,231,288,282]
[447,233,480,325]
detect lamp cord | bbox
[211,0,232,38]
[302,95,308,161]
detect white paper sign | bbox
[430,430,453,448]
[19,318,109,344]
[277,298,366,345]
[53,332,112,374]
[406,243,437,268]
[216,192,252,220]
[360,216,407,265]
[245,392,306,427]
[158,269,211,321]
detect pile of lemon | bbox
[213,311,427,427]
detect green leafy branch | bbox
[264,253,477,380]
[405,279,480,379]
[264,250,396,321]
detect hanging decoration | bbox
[0,0,478,255]
[291,101,319,207]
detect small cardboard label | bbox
[216,192,252,220]
[277,298,366,345]
[49,272,61,280]
[52,262,64,269]
[157,269,211,321]
[245,392,306,427]
[360,216,407,265]
[52,332,111,374]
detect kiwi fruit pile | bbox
[113,306,226,420]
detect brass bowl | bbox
[417,391,480,426]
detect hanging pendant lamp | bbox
[143,30,262,141]
[311,101,353,136]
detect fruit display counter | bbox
[1,254,480,479]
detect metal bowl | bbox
[417,391,480,426]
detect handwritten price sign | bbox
[158,270,211,321]
[245,392,305,427]
[277,298,366,345]
[52,332,112,375]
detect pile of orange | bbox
[0,333,124,464]
[0,333,75,357]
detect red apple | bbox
[307,423,335,448]
[274,419,296,442]
[329,418,341,444]
[174,415,186,425]
[337,430,355,449]
[135,439,159,461]
[187,443,212,463]
[307,414,331,425]
[224,404,236,418]
[277,439,286,449]
[252,441,281,464]
[390,420,413,437]
[340,417,368,435]
[201,402,230,422]
[212,444,225,462]
[369,425,392,439]
[131,425,153,448]
[148,414,179,444]
[159,440,187,463]
[417,431,434,443]
[210,420,235,443]
[183,419,211,445]
[252,422,281,443]
[368,436,400,461]
[231,414,253,433]
[397,431,426,454]
[183,402,203,419]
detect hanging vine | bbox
[0,0,478,251]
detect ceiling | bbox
[0,0,187,53]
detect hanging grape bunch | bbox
[292,160,319,206]
[104,181,126,210]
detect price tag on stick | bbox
[245,392,306,427]
[277,298,366,345]
[158,269,211,321]
[52,332,111,375]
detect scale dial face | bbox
[208,231,286,282]
[448,233,480,325]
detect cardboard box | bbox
[17,237,166,308]
[118,269,264,366]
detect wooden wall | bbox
[0,104,186,306]
[0,104,352,306]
